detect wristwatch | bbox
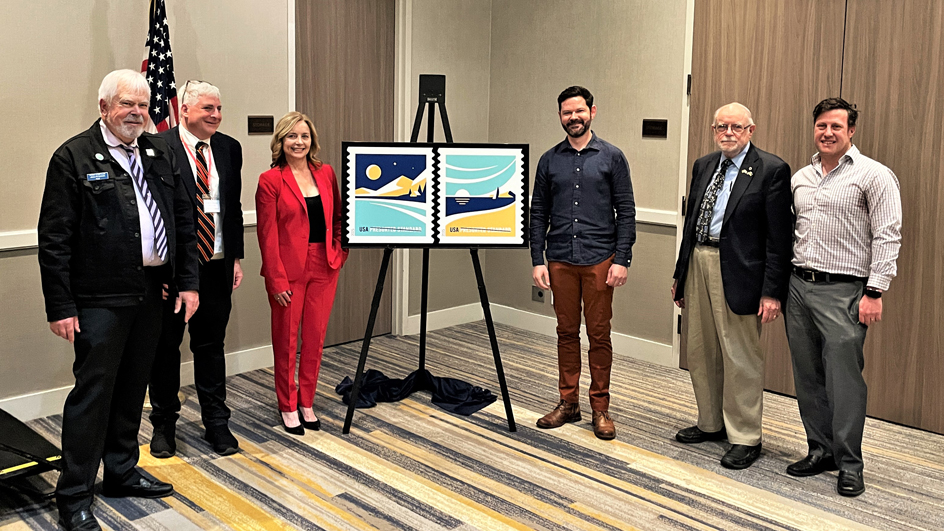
[863,288,882,299]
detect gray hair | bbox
[98,69,150,103]
[180,80,221,107]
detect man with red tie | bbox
[39,69,199,531]
[148,80,245,458]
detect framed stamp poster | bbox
[342,142,529,248]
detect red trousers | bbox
[268,242,340,412]
[548,256,614,412]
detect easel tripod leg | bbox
[470,249,517,431]
[342,247,394,434]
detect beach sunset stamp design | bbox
[345,145,436,245]
[437,147,525,245]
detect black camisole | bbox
[305,195,326,243]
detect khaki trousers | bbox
[684,245,764,445]
[548,257,614,412]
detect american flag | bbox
[141,0,178,132]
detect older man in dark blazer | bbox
[671,102,793,469]
[148,80,244,458]
[39,69,200,531]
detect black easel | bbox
[342,75,517,434]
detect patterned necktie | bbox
[194,141,216,263]
[121,145,168,261]
[695,158,733,243]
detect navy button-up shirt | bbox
[530,133,636,267]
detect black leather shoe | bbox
[675,425,727,444]
[837,470,865,497]
[298,408,321,431]
[149,424,177,458]
[101,476,174,498]
[280,413,305,435]
[205,424,239,456]
[720,443,762,469]
[786,454,839,477]
[58,509,102,531]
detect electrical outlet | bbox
[532,286,545,303]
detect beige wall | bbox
[0,1,288,408]
[480,1,687,349]
[407,0,492,313]
[405,0,687,348]
[487,0,687,212]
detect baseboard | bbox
[400,303,675,368]
[402,303,484,336]
[0,345,274,422]
[489,305,675,367]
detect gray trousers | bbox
[784,274,868,473]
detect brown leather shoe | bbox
[536,400,581,428]
[592,410,616,440]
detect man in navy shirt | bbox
[530,86,636,440]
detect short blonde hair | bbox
[270,111,322,169]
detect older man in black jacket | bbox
[38,69,200,531]
[671,102,793,470]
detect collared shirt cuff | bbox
[614,255,631,267]
[866,275,891,291]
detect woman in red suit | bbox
[255,112,347,434]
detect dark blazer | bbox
[673,144,793,315]
[255,163,347,295]
[38,120,200,321]
[158,126,244,260]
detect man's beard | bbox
[563,118,590,138]
[115,121,145,140]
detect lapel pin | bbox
[741,169,753,177]
[146,148,156,157]
[95,153,104,161]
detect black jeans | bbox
[149,258,234,429]
[56,268,163,514]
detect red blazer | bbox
[255,162,348,294]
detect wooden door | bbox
[296,0,396,345]
[841,0,944,433]
[683,0,847,395]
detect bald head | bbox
[713,102,754,126]
[712,102,756,157]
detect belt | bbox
[793,267,866,284]
[697,238,721,248]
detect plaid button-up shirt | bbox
[791,145,902,290]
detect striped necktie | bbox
[695,158,733,243]
[194,141,215,263]
[121,145,168,261]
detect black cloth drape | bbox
[336,369,496,416]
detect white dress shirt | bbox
[179,124,225,258]
[99,121,166,266]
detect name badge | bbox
[204,199,221,214]
[86,172,109,181]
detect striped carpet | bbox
[2,322,942,530]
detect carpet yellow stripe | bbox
[368,430,607,531]
[392,400,740,531]
[304,432,533,531]
[503,404,879,531]
[139,448,295,531]
[213,446,378,531]
[569,502,643,531]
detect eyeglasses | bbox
[712,123,750,134]
[180,79,208,98]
